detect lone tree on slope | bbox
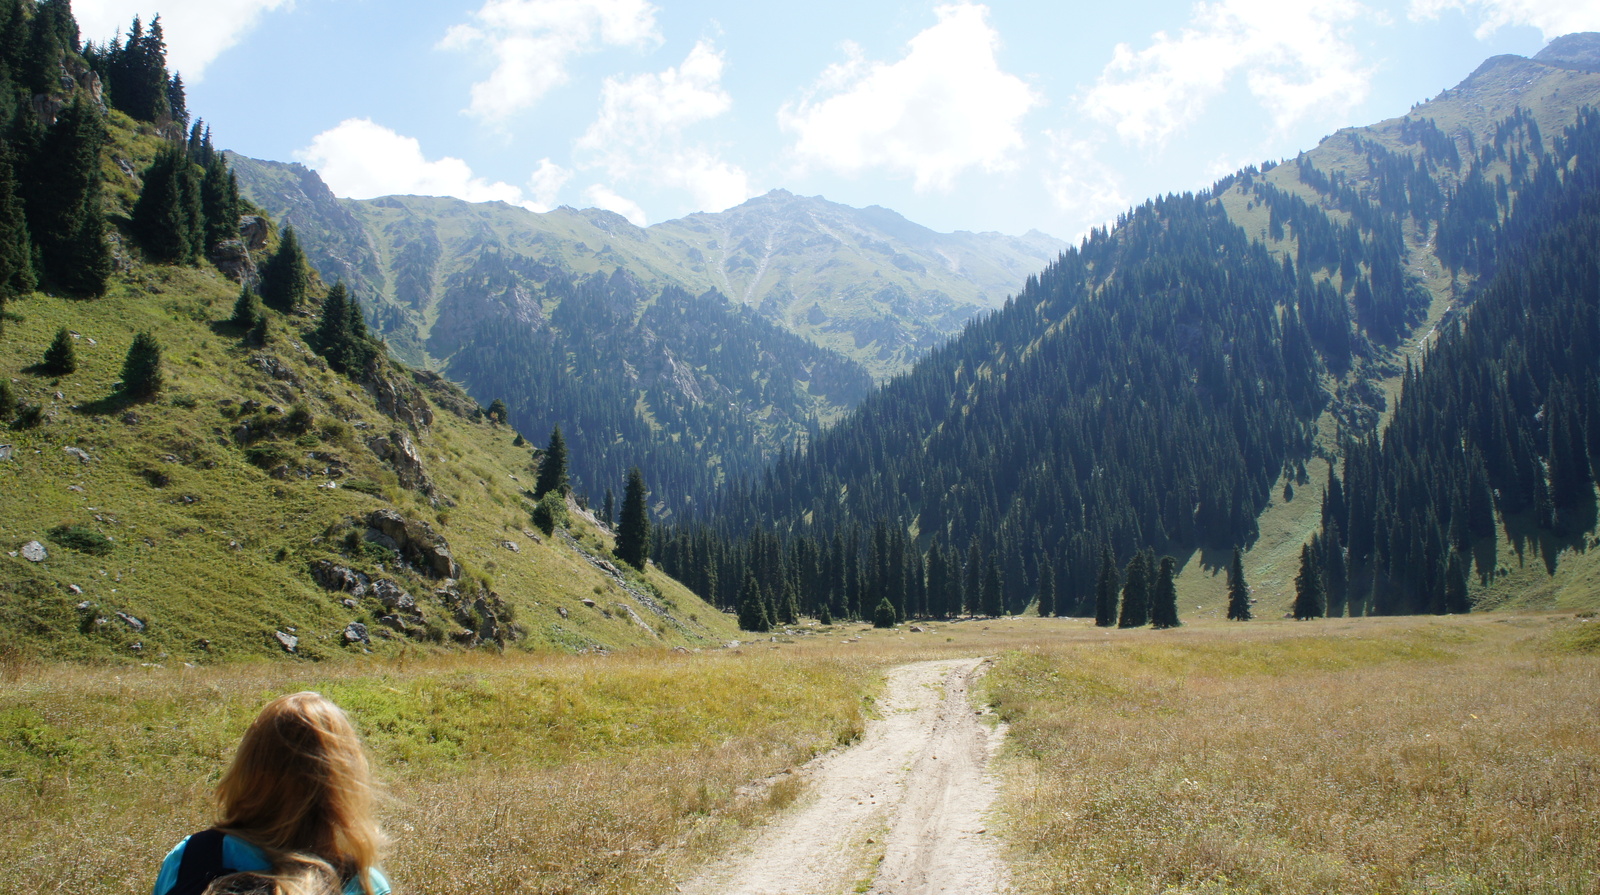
[615,466,651,570]
[534,425,570,498]
[1226,547,1253,621]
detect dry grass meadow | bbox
[1,612,1596,894]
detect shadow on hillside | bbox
[1505,488,1598,576]
[73,391,138,417]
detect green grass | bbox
[0,261,735,662]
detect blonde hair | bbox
[215,692,387,895]
[203,866,339,895]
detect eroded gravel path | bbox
[678,657,1010,895]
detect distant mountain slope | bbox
[229,165,1064,380]
[658,35,1600,622]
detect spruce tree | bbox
[534,426,570,498]
[1036,558,1055,617]
[737,573,770,633]
[1094,547,1120,627]
[601,488,615,528]
[40,326,75,375]
[0,153,35,305]
[310,282,378,375]
[1292,543,1326,620]
[1118,553,1151,628]
[1151,556,1181,628]
[1226,547,1252,621]
[615,466,650,570]
[487,398,507,423]
[228,284,262,331]
[27,97,110,296]
[981,553,1004,617]
[259,225,308,312]
[131,142,201,263]
[0,378,14,422]
[120,331,163,399]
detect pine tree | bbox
[1118,552,1151,628]
[1094,547,1120,627]
[534,426,570,498]
[1292,542,1325,620]
[120,331,163,399]
[487,398,508,423]
[1036,558,1055,617]
[737,573,770,633]
[0,378,14,422]
[27,97,110,296]
[1150,555,1181,628]
[310,282,378,374]
[817,600,833,625]
[1226,547,1252,621]
[615,466,650,569]
[40,326,75,375]
[602,488,615,528]
[259,225,308,312]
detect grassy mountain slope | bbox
[0,267,736,660]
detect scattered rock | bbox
[0,444,12,462]
[63,446,91,463]
[120,411,140,426]
[195,639,211,651]
[581,598,597,608]
[68,484,84,492]
[20,540,46,562]
[377,615,407,633]
[311,560,369,597]
[116,611,145,632]
[274,630,298,653]
[371,578,416,613]
[361,360,434,431]
[130,640,143,653]
[366,509,459,578]
[673,646,690,654]
[249,353,300,385]
[67,584,82,595]
[500,540,519,553]
[557,605,569,619]
[343,622,370,645]
[909,625,925,633]
[341,598,358,610]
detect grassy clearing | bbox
[0,644,876,895]
[984,614,1600,895]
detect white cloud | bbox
[1043,131,1130,233]
[584,184,649,225]
[529,158,575,209]
[73,0,292,81]
[442,0,660,123]
[575,39,752,214]
[1082,0,1372,148]
[297,118,567,212]
[778,3,1039,192]
[1409,0,1600,40]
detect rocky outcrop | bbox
[238,215,270,252]
[367,430,434,495]
[361,360,434,431]
[365,509,458,578]
[208,239,258,285]
[311,560,369,597]
[411,370,481,420]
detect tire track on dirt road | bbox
[677,657,1010,895]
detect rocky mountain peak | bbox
[1534,32,1600,71]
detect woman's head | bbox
[216,693,386,891]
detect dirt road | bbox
[678,657,1010,895]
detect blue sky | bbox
[72,0,1600,238]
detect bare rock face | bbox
[238,215,270,252]
[209,238,259,285]
[366,509,459,579]
[361,360,434,431]
[367,430,434,495]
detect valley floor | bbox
[1,612,1595,894]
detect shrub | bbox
[342,479,384,497]
[12,402,42,428]
[48,524,113,556]
[0,379,14,421]
[531,491,568,535]
[284,401,314,435]
[40,327,75,376]
[244,442,291,470]
[872,597,897,629]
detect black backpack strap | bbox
[170,829,230,895]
